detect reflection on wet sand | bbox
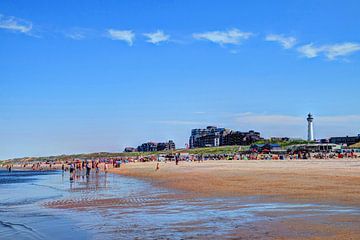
[42,171,360,239]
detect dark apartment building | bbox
[189,126,262,148]
[137,142,158,152]
[156,140,176,151]
[135,140,176,152]
[222,130,262,146]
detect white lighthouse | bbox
[307,113,314,141]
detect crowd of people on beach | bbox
[2,149,358,174]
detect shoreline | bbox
[109,159,360,207]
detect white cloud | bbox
[107,29,135,46]
[193,28,253,46]
[298,42,360,60]
[324,43,360,60]
[297,44,321,58]
[143,30,169,44]
[0,14,32,34]
[265,34,297,49]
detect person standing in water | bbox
[95,161,99,173]
[69,163,75,174]
[86,161,91,176]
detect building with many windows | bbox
[156,140,176,151]
[189,126,262,148]
[131,140,176,152]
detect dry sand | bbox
[110,159,360,206]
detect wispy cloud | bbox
[107,29,135,46]
[0,14,32,34]
[235,113,303,126]
[64,28,87,40]
[265,34,297,49]
[143,30,169,44]
[154,120,208,125]
[297,44,321,58]
[233,113,360,138]
[193,28,253,46]
[298,42,360,60]
[193,111,206,115]
[235,113,360,126]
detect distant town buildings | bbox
[122,114,360,152]
[189,126,262,148]
[124,140,176,153]
[124,147,137,152]
[329,134,360,146]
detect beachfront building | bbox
[222,130,262,146]
[189,126,262,148]
[135,140,176,152]
[137,142,158,152]
[189,126,226,148]
[156,140,176,151]
[329,134,360,146]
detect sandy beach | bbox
[110,159,360,206]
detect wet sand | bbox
[110,159,360,206]
[106,159,360,239]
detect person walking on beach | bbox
[104,162,108,173]
[175,153,180,165]
[156,162,160,171]
[86,161,91,176]
[61,164,65,172]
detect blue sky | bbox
[1,0,360,159]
